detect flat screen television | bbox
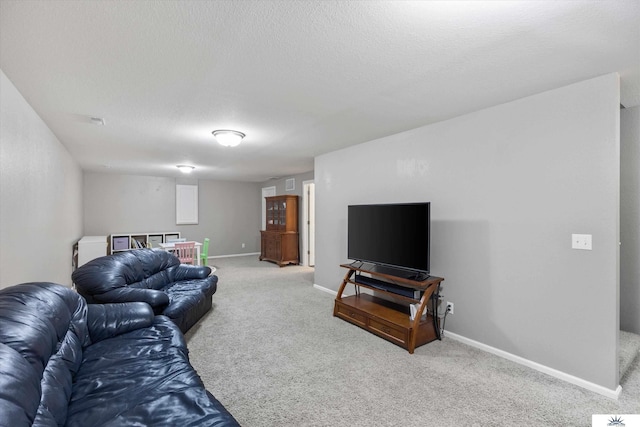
[348,202,430,277]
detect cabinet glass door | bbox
[278,201,285,229]
[267,200,275,228]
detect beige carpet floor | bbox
[185,256,640,427]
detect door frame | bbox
[261,186,276,230]
[302,180,315,266]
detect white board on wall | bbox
[176,184,198,224]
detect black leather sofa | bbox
[72,248,216,333]
[0,282,239,426]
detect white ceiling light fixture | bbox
[212,130,245,147]
[177,165,195,173]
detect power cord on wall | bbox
[425,305,449,337]
[428,289,448,337]
[440,309,449,337]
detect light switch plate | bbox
[572,234,592,250]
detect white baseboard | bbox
[210,252,260,259]
[313,284,337,295]
[445,331,622,400]
[314,284,355,298]
[313,286,621,399]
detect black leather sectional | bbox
[72,248,216,333]
[0,282,239,426]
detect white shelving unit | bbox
[109,232,181,254]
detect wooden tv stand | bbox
[333,263,444,354]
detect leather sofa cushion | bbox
[0,283,89,426]
[71,249,181,296]
[0,342,41,426]
[66,316,236,427]
[161,279,215,318]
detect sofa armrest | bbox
[172,264,212,281]
[93,287,170,311]
[87,302,154,343]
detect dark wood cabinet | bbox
[260,195,299,266]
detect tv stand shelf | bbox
[333,263,444,354]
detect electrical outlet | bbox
[571,233,592,250]
[242,243,245,248]
[446,302,454,315]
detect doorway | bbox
[261,186,276,230]
[302,180,315,266]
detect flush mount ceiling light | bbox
[177,165,195,174]
[212,130,245,147]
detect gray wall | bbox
[83,173,262,256]
[0,70,83,288]
[314,74,620,391]
[261,171,314,198]
[621,106,640,334]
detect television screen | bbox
[348,203,430,275]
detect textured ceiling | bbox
[1,0,639,181]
